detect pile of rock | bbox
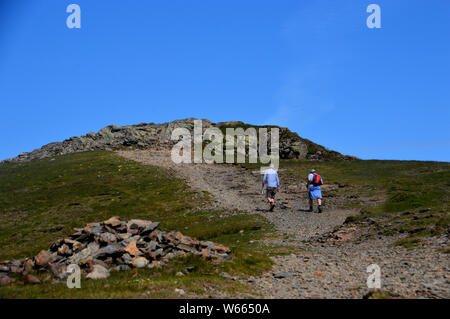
[0,216,231,285]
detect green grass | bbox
[0,151,282,298]
[364,291,402,299]
[0,254,254,299]
[0,151,200,261]
[245,158,450,247]
[1,150,448,297]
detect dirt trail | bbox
[117,149,449,299]
[117,149,357,241]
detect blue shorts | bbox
[309,185,322,199]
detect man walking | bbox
[261,164,280,212]
[307,169,323,213]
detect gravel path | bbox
[117,149,357,241]
[251,233,449,299]
[117,149,449,299]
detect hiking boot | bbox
[269,204,275,212]
[317,205,323,213]
[307,206,313,212]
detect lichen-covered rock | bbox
[1,118,354,163]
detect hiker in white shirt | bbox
[261,164,280,212]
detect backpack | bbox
[311,173,323,186]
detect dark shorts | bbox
[266,187,277,199]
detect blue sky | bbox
[0,0,449,161]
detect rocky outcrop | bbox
[1,118,355,163]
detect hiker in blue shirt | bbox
[261,164,280,212]
[307,169,323,213]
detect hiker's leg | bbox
[269,196,275,211]
[308,198,313,211]
[318,198,322,206]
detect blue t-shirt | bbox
[262,169,280,188]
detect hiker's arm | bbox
[276,175,280,191]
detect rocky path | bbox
[117,149,356,241]
[252,233,449,299]
[117,149,449,299]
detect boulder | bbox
[118,233,132,240]
[57,244,72,256]
[48,263,69,280]
[0,264,10,272]
[24,274,41,284]
[140,222,160,236]
[127,219,152,229]
[124,241,140,256]
[68,242,99,265]
[211,243,230,253]
[131,257,148,268]
[103,216,122,227]
[35,250,52,267]
[97,232,117,244]
[121,253,133,265]
[86,265,110,280]
[0,276,15,286]
[23,259,35,274]
[72,241,84,253]
[83,223,101,233]
[94,244,124,259]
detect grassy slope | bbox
[0,151,448,297]
[277,159,450,247]
[0,151,293,298]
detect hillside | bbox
[1,119,356,163]
[0,151,278,298]
[0,121,448,299]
